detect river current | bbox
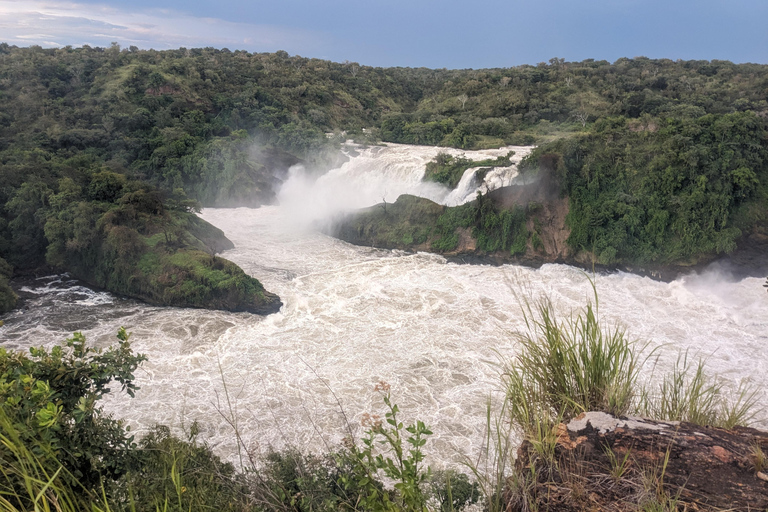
[1,143,766,469]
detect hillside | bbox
[1,45,768,309]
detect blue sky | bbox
[1,0,766,68]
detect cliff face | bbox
[331,171,576,270]
[332,173,768,281]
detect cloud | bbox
[0,0,329,53]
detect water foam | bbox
[277,143,533,227]
[0,144,765,472]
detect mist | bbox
[2,141,765,471]
[274,142,535,231]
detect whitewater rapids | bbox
[0,143,766,470]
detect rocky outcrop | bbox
[49,208,281,315]
[511,412,768,511]
[332,172,768,282]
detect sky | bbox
[0,0,766,69]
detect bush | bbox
[0,257,16,313]
[0,329,146,490]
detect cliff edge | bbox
[509,411,768,511]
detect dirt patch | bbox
[512,412,768,511]
[451,227,476,254]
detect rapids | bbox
[0,143,766,470]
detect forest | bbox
[0,43,767,306]
[0,43,767,511]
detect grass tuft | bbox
[639,350,763,428]
[504,283,640,439]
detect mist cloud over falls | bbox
[276,143,533,230]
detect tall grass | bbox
[639,350,763,428]
[484,282,764,510]
[0,409,98,512]
[504,286,640,437]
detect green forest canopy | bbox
[0,44,766,281]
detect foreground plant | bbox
[0,328,146,492]
[504,284,639,450]
[339,382,433,512]
[638,350,762,429]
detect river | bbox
[1,143,766,470]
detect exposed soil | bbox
[510,412,768,511]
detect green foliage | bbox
[41,175,276,312]
[0,413,105,512]
[423,152,513,189]
[341,385,433,512]
[473,194,529,254]
[0,329,146,490]
[428,471,480,512]
[0,257,16,314]
[504,286,640,449]
[335,191,532,259]
[119,425,252,512]
[4,180,52,267]
[88,171,127,202]
[430,193,529,255]
[334,194,445,251]
[503,283,764,462]
[530,111,768,265]
[2,47,768,276]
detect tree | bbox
[457,93,469,109]
[5,181,52,267]
[574,110,589,127]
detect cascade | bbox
[1,143,765,470]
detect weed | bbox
[636,448,685,512]
[751,443,766,473]
[428,470,480,512]
[504,283,640,437]
[639,350,763,428]
[462,399,515,512]
[603,443,633,481]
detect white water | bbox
[278,143,532,229]
[0,143,766,470]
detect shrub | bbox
[0,329,146,490]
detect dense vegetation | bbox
[0,257,15,313]
[335,192,534,258]
[1,44,766,510]
[1,44,768,299]
[422,152,513,189]
[0,330,480,511]
[2,45,767,214]
[523,111,768,265]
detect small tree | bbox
[574,110,589,127]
